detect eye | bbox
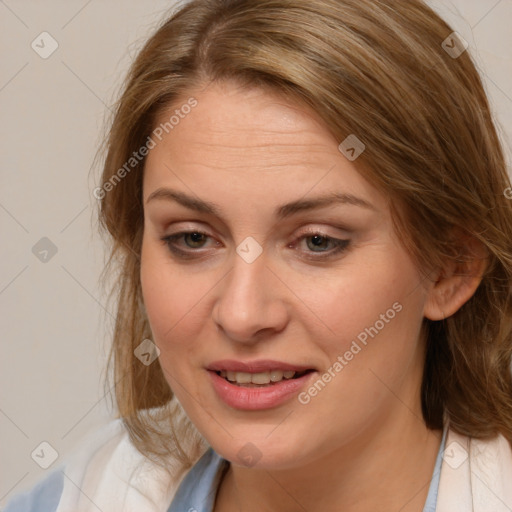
[292,231,350,259]
[160,229,350,260]
[161,230,216,258]
[173,231,209,249]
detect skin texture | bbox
[140,80,484,512]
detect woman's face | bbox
[141,80,434,469]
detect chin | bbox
[208,431,311,470]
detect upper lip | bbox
[206,359,315,373]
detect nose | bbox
[212,249,289,344]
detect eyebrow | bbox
[145,187,377,219]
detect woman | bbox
[6,0,512,510]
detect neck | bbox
[214,411,443,512]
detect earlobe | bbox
[423,233,488,321]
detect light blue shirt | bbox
[4,426,447,511]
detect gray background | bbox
[1,0,511,505]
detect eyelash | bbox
[160,229,350,261]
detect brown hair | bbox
[96,0,512,474]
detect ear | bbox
[424,230,488,321]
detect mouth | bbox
[207,364,318,410]
[214,369,314,387]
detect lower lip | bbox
[208,370,316,410]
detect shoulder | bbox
[3,417,190,512]
[437,427,512,511]
[3,419,124,512]
[3,470,64,512]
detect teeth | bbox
[218,369,299,385]
[252,372,271,384]
[234,372,252,384]
[270,370,284,382]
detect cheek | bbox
[140,240,200,353]
[305,245,427,383]
[290,259,427,451]
[311,252,420,336]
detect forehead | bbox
[143,80,388,214]
[150,81,338,161]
